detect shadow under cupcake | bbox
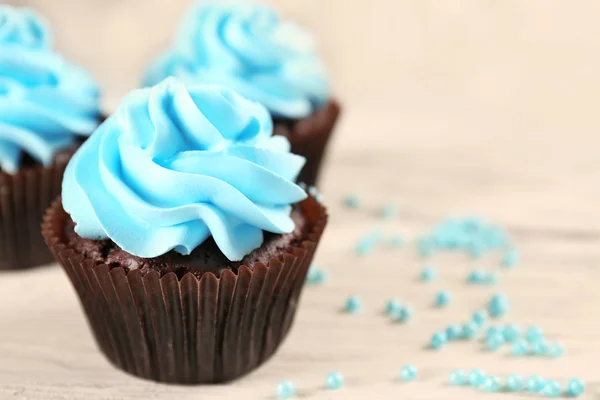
[42,78,328,384]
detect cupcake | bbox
[0,6,102,270]
[42,78,327,384]
[143,0,340,186]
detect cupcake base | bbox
[274,100,341,186]
[42,196,327,384]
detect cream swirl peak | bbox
[0,6,100,174]
[62,78,307,261]
[143,0,330,119]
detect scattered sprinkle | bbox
[505,373,524,391]
[276,380,295,399]
[385,299,402,315]
[503,324,521,342]
[472,310,488,326]
[420,266,437,282]
[380,203,397,219]
[417,237,435,258]
[502,249,520,268]
[531,338,549,356]
[435,290,452,308]
[306,267,327,285]
[482,376,502,392]
[400,364,417,381]
[543,380,561,398]
[446,324,463,340]
[488,293,510,318]
[343,194,360,209]
[430,332,448,350]
[567,378,585,397]
[388,235,404,248]
[526,326,544,342]
[298,182,307,190]
[394,305,413,323]
[462,322,479,339]
[356,229,382,256]
[512,339,529,356]
[486,332,505,351]
[308,186,318,197]
[547,342,564,358]
[449,369,467,385]
[468,369,486,387]
[325,371,344,390]
[485,326,502,339]
[526,375,545,393]
[344,296,362,313]
[467,269,486,284]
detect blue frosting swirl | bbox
[0,7,101,174]
[143,1,330,119]
[63,77,307,261]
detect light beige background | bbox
[2,1,600,399]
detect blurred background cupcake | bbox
[0,6,102,270]
[143,1,340,186]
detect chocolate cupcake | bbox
[0,6,102,270]
[42,78,327,384]
[143,0,340,186]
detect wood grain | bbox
[0,108,598,399]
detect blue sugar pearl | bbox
[356,229,382,256]
[276,380,295,399]
[468,241,486,258]
[418,237,435,258]
[395,305,414,323]
[543,381,561,398]
[526,375,545,393]
[526,326,544,341]
[298,182,307,190]
[503,324,521,342]
[486,325,502,339]
[430,332,448,350]
[506,374,524,391]
[485,272,499,285]
[547,342,564,358]
[343,194,360,209]
[512,338,529,356]
[567,378,585,397]
[462,322,479,339]
[385,299,402,315]
[388,235,404,248]
[502,249,519,268]
[446,324,463,340]
[435,290,452,307]
[472,310,488,326]
[325,371,344,390]
[486,332,505,350]
[531,338,549,356]
[467,269,486,284]
[381,203,397,219]
[468,369,486,387]
[449,369,467,385]
[482,376,502,392]
[420,266,437,281]
[306,267,327,285]
[345,296,362,313]
[400,364,417,381]
[488,293,510,318]
[308,186,318,196]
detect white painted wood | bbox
[0,107,599,399]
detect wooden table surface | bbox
[1,107,598,399]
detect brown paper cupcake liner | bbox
[0,153,71,270]
[274,100,341,186]
[42,196,327,384]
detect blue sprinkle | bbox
[344,296,362,313]
[325,371,344,390]
[308,186,318,196]
[512,339,529,356]
[435,290,452,307]
[543,381,561,398]
[430,332,447,350]
[526,326,544,341]
[276,380,295,399]
[503,324,521,342]
[485,326,502,339]
[531,338,549,356]
[315,193,324,203]
[417,237,435,258]
[388,235,404,248]
[567,378,585,397]
[356,229,382,256]
[298,182,307,190]
[385,299,402,315]
[420,266,437,282]
[306,267,327,285]
[462,322,479,339]
[395,305,413,323]
[502,249,519,268]
[468,241,486,258]
[486,332,505,350]
[482,376,502,392]
[488,293,510,318]
[547,342,564,358]
[400,364,417,382]
[485,272,500,285]
[467,269,486,284]
[381,203,397,219]
[468,369,486,387]
[526,375,545,392]
[343,194,360,209]
[506,373,524,391]
[449,369,467,385]
[446,324,463,340]
[472,310,489,326]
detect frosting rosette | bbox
[143,0,329,119]
[62,77,307,261]
[0,6,101,174]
